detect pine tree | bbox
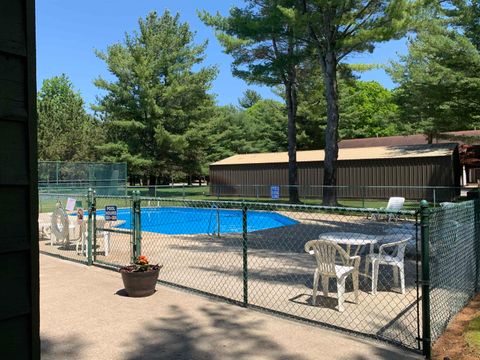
[283,0,412,204]
[94,11,217,184]
[201,0,307,203]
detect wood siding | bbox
[210,152,460,201]
[0,0,39,358]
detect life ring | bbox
[51,207,70,242]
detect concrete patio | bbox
[40,254,422,360]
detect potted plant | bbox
[119,255,162,297]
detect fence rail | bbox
[124,184,472,207]
[38,191,480,358]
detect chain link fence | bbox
[90,195,422,350]
[39,161,127,195]
[92,195,135,268]
[209,184,462,204]
[428,200,480,346]
[38,191,480,357]
[125,184,469,207]
[38,193,89,264]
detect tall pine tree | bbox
[283,1,412,205]
[94,11,217,184]
[201,0,307,203]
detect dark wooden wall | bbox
[0,0,39,358]
[210,155,460,201]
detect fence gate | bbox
[91,193,139,268]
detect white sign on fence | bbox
[66,197,76,211]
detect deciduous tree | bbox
[38,74,101,162]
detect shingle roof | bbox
[338,130,480,148]
[211,143,457,166]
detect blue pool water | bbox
[96,207,297,235]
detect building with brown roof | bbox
[338,130,480,148]
[210,143,461,201]
[338,130,480,183]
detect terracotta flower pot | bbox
[120,268,160,297]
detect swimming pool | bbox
[97,207,298,235]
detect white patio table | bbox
[316,232,379,277]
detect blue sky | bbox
[36,0,407,109]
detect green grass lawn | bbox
[465,314,480,354]
[40,185,423,213]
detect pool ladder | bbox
[207,204,220,237]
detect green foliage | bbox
[465,313,480,352]
[289,1,412,60]
[238,89,262,109]
[38,74,101,161]
[389,25,480,140]
[200,1,307,87]
[297,65,399,148]
[201,0,308,202]
[340,81,400,139]
[186,100,287,175]
[244,99,288,152]
[94,11,217,181]
[280,0,414,204]
[440,0,480,51]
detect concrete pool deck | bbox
[40,254,422,360]
[40,210,421,349]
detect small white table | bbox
[319,232,378,255]
[317,232,379,277]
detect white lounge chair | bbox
[305,240,360,312]
[365,238,409,294]
[371,197,405,222]
[38,213,52,240]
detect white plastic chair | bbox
[372,197,405,222]
[439,202,455,208]
[305,240,360,312]
[365,238,409,294]
[77,219,110,257]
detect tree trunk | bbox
[321,51,340,206]
[427,133,433,144]
[286,81,300,203]
[149,175,157,186]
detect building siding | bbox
[210,152,460,201]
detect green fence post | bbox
[92,190,97,262]
[132,190,142,261]
[242,202,248,307]
[136,191,142,257]
[420,200,431,359]
[87,188,94,266]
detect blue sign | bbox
[105,205,117,221]
[271,186,280,200]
